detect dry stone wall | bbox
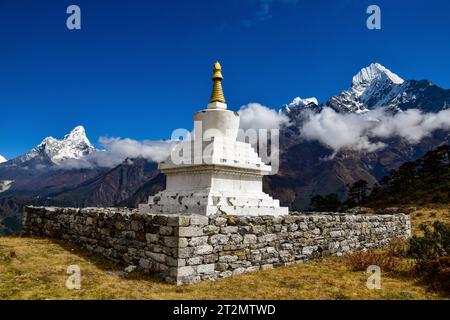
[22,206,411,285]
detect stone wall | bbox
[22,206,411,285]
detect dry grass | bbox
[1,205,449,300]
[0,236,446,300]
[346,250,401,273]
[409,205,450,235]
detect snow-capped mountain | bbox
[0,155,6,164]
[284,97,318,111]
[327,63,404,113]
[326,63,450,114]
[280,97,322,125]
[4,126,95,168]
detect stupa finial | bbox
[209,61,226,103]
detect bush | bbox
[408,221,450,269]
[387,239,410,258]
[431,195,444,203]
[408,221,450,294]
[420,256,450,293]
[347,250,399,273]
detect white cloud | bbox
[371,108,450,143]
[61,137,177,169]
[300,107,450,157]
[238,103,291,130]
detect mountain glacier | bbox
[0,155,6,164]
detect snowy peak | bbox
[65,125,90,144]
[281,96,318,114]
[288,97,318,108]
[283,62,449,116]
[10,125,96,167]
[40,125,95,163]
[352,63,404,89]
[328,63,406,113]
[0,155,6,164]
[280,96,323,125]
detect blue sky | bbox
[0,0,449,159]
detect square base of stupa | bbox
[138,164,288,216]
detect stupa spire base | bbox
[207,101,227,110]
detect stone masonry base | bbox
[22,206,411,285]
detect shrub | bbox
[408,221,450,269]
[387,239,410,258]
[431,195,444,203]
[347,250,398,273]
[420,256,450,293]
[408,221,450,294]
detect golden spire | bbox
[209,61,226,103]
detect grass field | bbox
[0,206,449,300]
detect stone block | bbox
[164,236,178,248]
[219,270,233,278]
[203,225,220,236]
[243,234,257,244]
[187,257,203,265]
[219,255,238,263]
[189,236,209,246]
[159,226,173,236]
[177,247,195,258]
[209,234,229,245]
[215,262,229,271]
[246,266,260,272]
[232,268,246,275]
[177,266,195,277]
[177,226,204,237]
[197,263,215,274]
[229,234,243,244]
[258,233,277,243]
[167,215,191,227]
[221,226,238,234]
[302,246,314,255]
[166,257,186,267]
[153,215,168,226]
[330,230,342,237]
[146,252,166,264]
[251,225,266,235]
[195,244,214,255]
[139,258,150,269]
[190,215,209,226]
[203,253,218,264]
[178,237,189,248]
[214,217,227,226]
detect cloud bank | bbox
[300,107,450,157]
[238,103,291,130]
[61,137,177,169]
[60,103,450,168]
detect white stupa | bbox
[139,62,288,216]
